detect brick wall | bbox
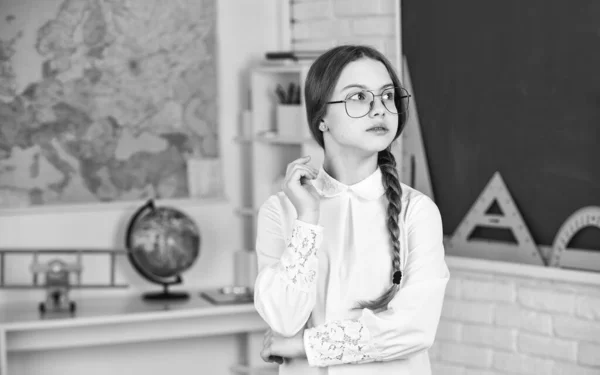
[290,0,399,67]
[433,258,600,375]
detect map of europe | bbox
[0,0,218,208]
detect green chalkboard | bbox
[402,1,599,249]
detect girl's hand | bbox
[282,156,321,223]
[260,327,307,364]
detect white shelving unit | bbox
[232,62,328,375]
[236,63,325,249]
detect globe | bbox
[125,199,201,300]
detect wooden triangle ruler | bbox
[447,171,545,265]
[399,55,435,201]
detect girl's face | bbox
[322,57,399,155]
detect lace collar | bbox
[311,166,386,200]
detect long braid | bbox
[354,147,403,311]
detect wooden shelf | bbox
[235,207,257,216]
[236,63,324,264]
[234,133,314,145]
[230,364,278,374]
[253,63,312,73]
[0,293,268,374]
[234,136,253,144]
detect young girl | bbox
[253,45,449,374]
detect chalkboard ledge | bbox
[445,255,600,287]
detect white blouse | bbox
[254,166,450,375]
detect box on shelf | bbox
[276,104,304,138]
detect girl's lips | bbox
[366,127,389,135]
[366,124,388,131]
[366,126,388,131]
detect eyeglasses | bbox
[326,87,411,118]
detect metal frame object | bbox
[0,249,128,314]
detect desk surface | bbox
[0,291,257,331]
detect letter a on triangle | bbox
[447,172,545,265]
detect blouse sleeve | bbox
[303,194,449,367]
[253,195,324,337]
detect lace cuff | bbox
[277,220,323,291]
[304,319,378,367]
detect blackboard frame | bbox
[401,0,600,266]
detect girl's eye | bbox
[348,91,369,101]
[382,91,395,101]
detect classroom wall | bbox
[1,1,282,374]
[0,0,281,305]
[290,0,399,67]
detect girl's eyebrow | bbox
[341,83,394,91]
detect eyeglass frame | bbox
[325,87,412,119]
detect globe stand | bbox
[142,284,190,301]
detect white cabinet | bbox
[235,63,324,249]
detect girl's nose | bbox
[369,95,386,116]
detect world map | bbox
[0,0,218,208]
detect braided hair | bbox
[304,45,409,311]
[354,147,403,310]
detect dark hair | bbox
[304,45,407,311]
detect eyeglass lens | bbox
[345,88,410,118]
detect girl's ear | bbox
[318,119,328,132]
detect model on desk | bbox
[31,257,81,314]
[0,248,128,315]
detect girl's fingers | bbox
[263,329,271,345]
[286,157,318,176]
[284,165,317,188]
[260,346,271,362]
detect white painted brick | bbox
[465,370,504,375]
[553,362,600,375]
[454,271,495,281]
[385,38,399,60]
[493,352,554,375]
[436,320,462,342]
[462,324,516,351]
[333,0,389,17]
[336,36,386,55]
[495,304,553,335]
[518,333,577,361]
[576,295,600,321]
[429,341,441,360]
[461,279,516,303]
[554,316,600,344]
[441,299,495,324]
[518,287,576,314]
[578,342,600,367]
[291,1,331,21]
[380,0,396,14]
[352,17,395,36]
[439,342,493,368]
[431,362,466,375]
[293,19,352,40]
[292,39,335,51]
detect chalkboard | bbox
[402,1,599,249]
